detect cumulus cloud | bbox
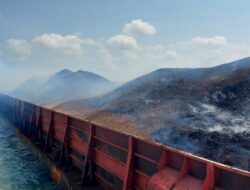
[2,33,99,63]
[1,29,250,87]
[33,33,98,53]
[191,36,228,46]
[107,34,138,49]
[171,35,250,68]
[2,17,250,90]
[122,19,157,36]
[145,45,178,60]
[1,33,102,73]
[6,39,32,59]
[33,33,81,53]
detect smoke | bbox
[151,127,200,154]
[11,70,116,106]
[150,102,250,170]
[0,59,52,92]
[186,103,250,134]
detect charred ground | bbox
[55,57,250,170]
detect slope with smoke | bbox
[56,57,250,171]
[11,69,116,106]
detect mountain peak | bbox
[74,70,91,75]
[75,70,85,73]
[75,70,98,75]
[55,69,73,77]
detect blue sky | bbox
[1,0,250,91]
[1,1,250,43]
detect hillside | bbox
[11,75,50,101]
[11,69,116,105]
[56,57,250,171]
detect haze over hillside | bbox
[11,69,116,106]
[56,57,250,171]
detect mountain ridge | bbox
[11,69,116,105]
[55,57,250,170]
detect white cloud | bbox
[3,33,99,63]
[33,33,83,53]
[32,33,99,54]
[81,38,99,46]
[171,36,250,67]
[191,36,228,46]
[107,34,138,49]
[2,30,250,87]
[122,19,157,36]
[2,33,101,70]
[145,45,178,60]
[99,48,118,69]
[6,39,32,59]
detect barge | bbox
[0,94,249,190]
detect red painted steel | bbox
[81,123,93,184]
[0,94,250,190]
[134,170,150,189]
[44,111,53,152]
[58,116,69,164]
[93,148,126,180]
[148,167,179,189]
[123,136,134,190]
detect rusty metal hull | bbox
[0,94,249,190]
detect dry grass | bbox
[85,110,151,140]
[45,104,151,141]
